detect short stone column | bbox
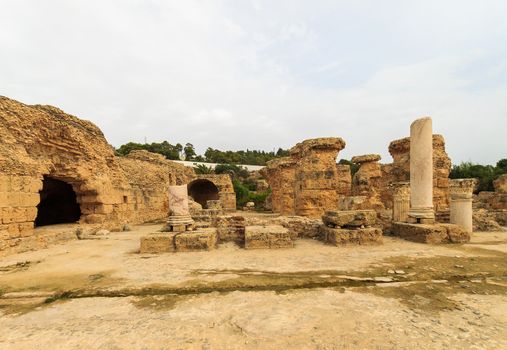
[408,117,435,224]
[449,179,477,233]
[391,182,410,222]
[165,185,194,232]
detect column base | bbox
[408,207,435,224]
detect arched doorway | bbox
[35,176,81,226]
[188,179,219,208]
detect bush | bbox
[449,160,507,192]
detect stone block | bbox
[244,225,293,249]
[0,192,9,207]
[322,210,377,228]
[216,215,246,243]
[140,233,176,254]
[320,226,383,246]
[174,230,217,252]
[84,214,106,224]
[0,176,10,192]
[19,193,40,207]
[392,222,447,244]
[439,223,471,243]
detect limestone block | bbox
[244,225,293,249]
[0,176,10,192]
[438,223,470,243]
[25,207,38,221]
[18,222,34,237]
[322,210,376,228]
[320,226,383,246]
[19,193,40,207]
[94,204,114,215]
[140,233,176,253]
[392,222,447,244]
[0,192,9,207]
[174,230,217,252]
[216,215,246,243]
[84,214,106,224]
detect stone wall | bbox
[0,96,197,255]
[193,174,236,211]
[262,137,346,218]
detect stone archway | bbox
[35,176,81,226]
[187,179,220,208]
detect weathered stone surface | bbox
[336,164,352,197]
[391,222,470,244]
[473,209,503,231]
[438,223,470,243]
[392,223,447,244]
[351,154,384,210]
[351,154,381,164]
[494,174,507,194]
[216,215,246,244]
[174,229,217,252]
[322,210,376,228]
[243,215,321,240]
[382,134,451,214]
[320,226,383,246]
[262,137,346,218]
[408,117,435,223]
[244,225,293,249]
[140,233,176,254]
[189,174,236,211]
[0,96,199,256]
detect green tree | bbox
[184,143,196,161]
[194,164,214,174]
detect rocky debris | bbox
[243,202,255,211]
[244,225,293,249]
[391,222,470,244]
[322,210,377,228]
[320,226,383,246]
[473,209,503,231]
[188,198,203,214]
[122,224,132,232]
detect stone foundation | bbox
[244,225,293,249]
[322,210,377,228]
[140,233,177,254]
[392,222,470,244]
[216,215,246,244]
[320,226,383,246]
[140,229,217,253]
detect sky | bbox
[1,0,506,164]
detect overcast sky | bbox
[1,1,506,164]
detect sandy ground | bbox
[1,223,506,349]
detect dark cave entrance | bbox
[35,176,81,227]
[188,179,219,208]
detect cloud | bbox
[0,0,506,165]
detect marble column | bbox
[449,179,476,233]
[408,117,435,224]
[391,182,410,222]
[165,185,194,232]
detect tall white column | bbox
[449,179,476,233]
[408,117,435,224]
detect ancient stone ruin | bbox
[1,95,505,257]
[0,96,234,256]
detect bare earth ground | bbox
[1,221,506,350]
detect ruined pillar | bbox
[351,154,384,210]
[449,179,476,233]
[292,138,346,218]
[164,185,194,232]
[263,157,296,215]
[408,117,435,224]
[391,182,410,222]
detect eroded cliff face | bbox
[0,96,194,255]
